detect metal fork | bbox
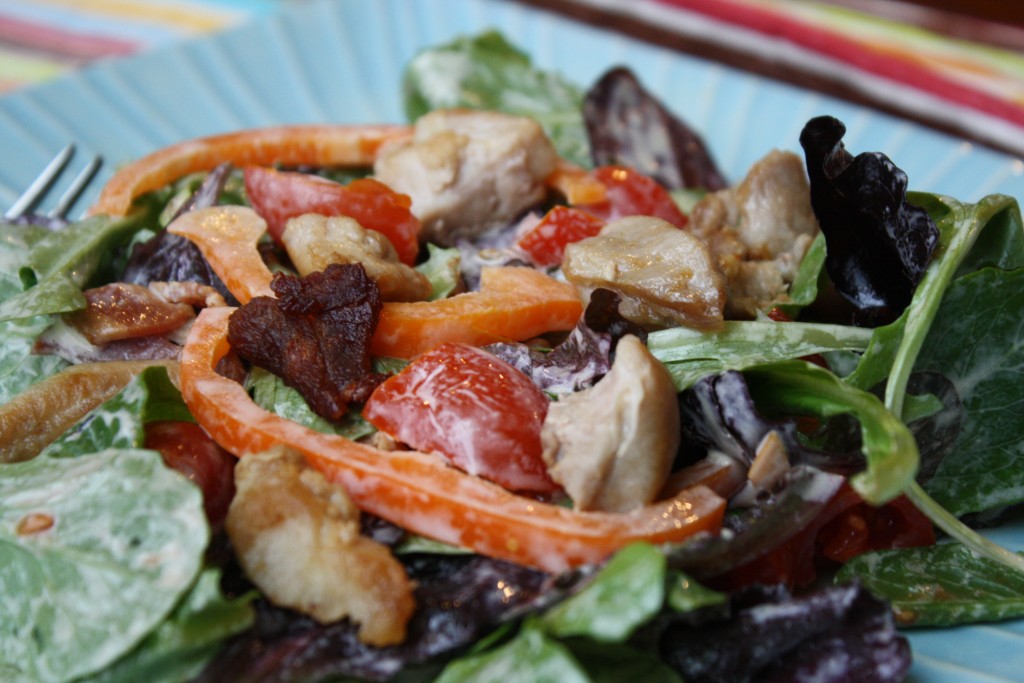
[4,144,102,226]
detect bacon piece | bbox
[63,282,195,345]
[228,264,384,421]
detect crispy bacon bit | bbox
[63,282,196,345]
[17,512,55,535]
[228,263,384,421]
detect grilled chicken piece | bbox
[373,109,558,246]
[541,335,679,512]
[688,150,819,317]
[562,216,726,330]
[225,446,414,646]
[281,214,432,302]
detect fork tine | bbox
[48,155,103,219]
[4,143,76,221]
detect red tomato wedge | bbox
[244,167,421,266]
[90,124,413,217]
[179,306,726,573]
[364,343,557,494]
[372,266,583,359]
[144,420,236,528]
[579,165,688,229]
[516,206,607,267]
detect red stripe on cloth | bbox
[655,0,1024,128]
[0,14,139,60]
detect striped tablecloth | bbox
[0,0,279,92]
[570,0,1024,155]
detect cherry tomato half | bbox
[579,165,688,229]
[516,205,607,267]
[144,420,236,529]
[363,343,558,494]
[244,167,421,265]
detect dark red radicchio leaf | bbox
[485,288,645,395]
[659,581,911,683]
[583,67,728,191]
[121,163,238,305]
[194,555,560,683]
[227,263,384,421]
[799,116,939,324]
[677,370,864,474]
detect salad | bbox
[3,28,1024,683]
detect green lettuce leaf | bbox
[539,542,665,642]
[246,367,375,440]
[78,569,254,683]
[648,320,872,390]
[845,193,1023,403]
[0,448,208,683]
[403,31,589,166]
[0,315,67,404]
[41,365,191,459]
[744,360,918,505]
[3,210,154,323]
[0,223,69,401]
[836,543,1024,627]
[435,622,590,683]
[417,243,462,300]
[914,267,1024,516]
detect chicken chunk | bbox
[225,446,414,646]
[281,214,432,302]
[541,335,679,512]
[688,150,819,317]
[562,216,726,330]
[373,109,558,246]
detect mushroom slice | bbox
[373,109,558,245]
[562,216,726,330]
[541,335,679,512]
[281,213,432,302]
[225,446,414,646]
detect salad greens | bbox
[0,368,251,682]
[837,544,1024,627]
[2,24,1024,683]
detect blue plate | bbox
[1,1,1022,679]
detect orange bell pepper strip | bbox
[371,267,584,359]
[168,205,584,356]
[90,124,413,217]
[166,206,274,304]
[180,307,726,573]
[545,159,607,205]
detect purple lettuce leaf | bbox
[658,581,911,683]
[583,66,727,191]
[799,116,938,324]
[121,164,237,305]
[485,288,645,396]
[192,554,564,683]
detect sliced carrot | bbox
[371,266,583,359]
[90,124,413,217]
[180,307,725,573]
[166,206,274,304]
